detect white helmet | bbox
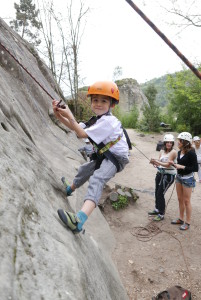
[163,134,174,142]
[177,132,192,143]
[84,138,90,143]
[193,136,200,142]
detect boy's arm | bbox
[52,100,87,138]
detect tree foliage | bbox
[11,0,89,116]
[10,0,42,46]
[113,66,123,82]
[141,75,169,107]
[138,84,161,132]
[38,0,89,116]
[113,105,139,129]
[167,67,201,135]
[166,0,201,28]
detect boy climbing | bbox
[52,81,129,233]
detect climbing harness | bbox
[83,113,122,172]
[133,143,176,212]
[94,136,121,155]
[125,0,201,81]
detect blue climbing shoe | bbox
[57,209,82,233]
[61,177,73,196]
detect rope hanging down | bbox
[125,0,201,81]
[0,40,55,100]
[0,36,84,158]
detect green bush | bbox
[166,68,201,135]
[111,195,129,210]
[160,112,177,131]
[113,105,139,129]
[121,107,139,128]
[112,105,122,120]
[137,119,150,132]
[140,84,161,132]
[176,124,191,133]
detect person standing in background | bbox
[149,134,177,221]
[193,136,201,182]
[170,132,198,231]
[78,138,94,161]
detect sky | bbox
[1,0,201,86]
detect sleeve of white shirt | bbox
[79,122,86,129]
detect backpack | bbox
[152,286,191,300]
[156,140,164,151]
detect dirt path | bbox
[102,129,201,300]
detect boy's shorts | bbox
[175,175,196,188]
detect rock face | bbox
[0,19,128,300]
[117,78,149,116]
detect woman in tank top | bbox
[148,134,177,221]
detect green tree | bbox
[139,84,161,132]
[167,67,201,135]
[121,106,139,129]
[10,0,89,112]
[10,0,42,46]
[38,0,89,115]
[113,105,139,129]
[113,66,123,81]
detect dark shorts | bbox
[175,175,196,188]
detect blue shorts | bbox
[175,175,196,188]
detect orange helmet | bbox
[87,81,119,103]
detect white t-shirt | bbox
[79,115,129,156]
[194,145,201,163]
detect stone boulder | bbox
[117,78,149,117]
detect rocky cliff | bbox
[0,18,129,300]
[117,78,149,116]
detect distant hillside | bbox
[140,75,170,107]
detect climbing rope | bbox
[130,219,193,294]
[130,220,162,242]
[132,143,150,161]
[0,39,56,100]
[125,0,201,81]
[0,22,87,158]
[0,20,176,204]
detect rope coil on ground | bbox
[130,221,162,242]
[130,221,193,294]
